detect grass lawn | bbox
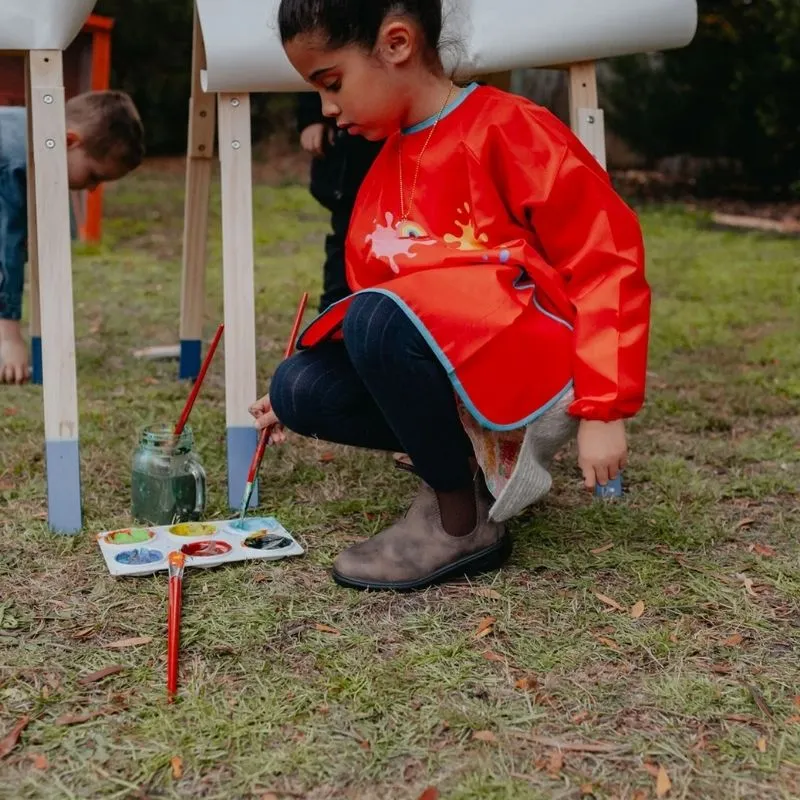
[1,161,798,800]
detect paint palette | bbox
[96,518,303,577]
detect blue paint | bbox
[227,426,259,511]
[595,473,623,499]
[227,516,280,534]
[179,339,202,380]
[45,439,82,534]
[115,548,164,565]
[31,336,42,385]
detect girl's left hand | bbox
[577,419,628,490]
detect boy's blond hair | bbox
[65,90,145,171]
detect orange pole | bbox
[83,16,114,243]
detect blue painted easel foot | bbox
[227,426,259,511]
[179,339,202,381]
[45,439,82,534]
[595,473,623,499]
[31,336,43,385]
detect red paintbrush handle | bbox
[174,322,225,436]
[246,427,270,484]
[167,552,185,702]
[167,576,181,699]
[245,293,309,485]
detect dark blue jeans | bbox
[270,292,475,492]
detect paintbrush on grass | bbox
[237,292,309,523]
[166,551,186,703]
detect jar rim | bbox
[140,424,194,449]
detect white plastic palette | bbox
[96,517,303,577]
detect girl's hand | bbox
[577,419,627,490]
[248,394,287,445]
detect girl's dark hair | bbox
[278,0,443,56]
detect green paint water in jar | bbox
[131,424,206,526]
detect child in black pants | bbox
[296,92,384,312]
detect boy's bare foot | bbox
[0,335,30,385]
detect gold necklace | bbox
[398,82,456,224]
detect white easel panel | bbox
[196,0,697,93]
[0,0,97,51]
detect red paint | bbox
[180,540,232,557]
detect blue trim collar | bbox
[402,83,480,135]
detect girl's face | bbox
[284,24,417,141]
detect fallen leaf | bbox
[595,635,620,651]
[77,665,124,685]
[261,794,279,800]
[643,763,660,778]
[785,715,800,724]
[736,574,757,596]
[171,755,183,779]
[590,542,614,554]
[736,518,756,529]
[313,624,341,636]
[669,632,679,643]
[104,636,153,649]
[474,616,496,638]
[0,478,15,491]
[472,587,502,600]
[319,451,336,463]
[580,783,594,797]
[633,791,648,800]
[143,377,159,385]
[744,683,774,720]
[593,592,625,612]
[3,407,18,416]
[514,675,538,691]
[417,789,440,800]
[756,736,767,753]
[0,716,30,759]
[318,703,330,714]
[482,650,505,663]
[572,711,589,724]
[711,663,732,674]
[472,730,497,743]
[359,739,370,751]
[55,707,119,726]
[72,627,95,640]
[547,749,564,777]
[794,695,800,708]
[752,543,776,557]
[29,753,48,770]
[723,634,743,646]
[630,600,646,619]
[656,764,672,797]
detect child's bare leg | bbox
[0,319,29,385]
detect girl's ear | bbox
[376,20,415,65]
[66,130,82,149]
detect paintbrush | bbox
[166,551,186,703]
[173,322,225,439]
[237,292,309,522]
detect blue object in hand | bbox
[595,473,623,499]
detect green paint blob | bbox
[105,528,153,545]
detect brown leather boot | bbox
[332,479,510,591]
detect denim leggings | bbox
[270,292,475,492]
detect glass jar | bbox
[131,424,206,526]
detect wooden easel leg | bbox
[568,62,607,170]
[24,57,42,385]
[179,8,216,380]
[26,51,82,533]
[217,92,258,510]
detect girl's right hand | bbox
[248,394,287,445]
